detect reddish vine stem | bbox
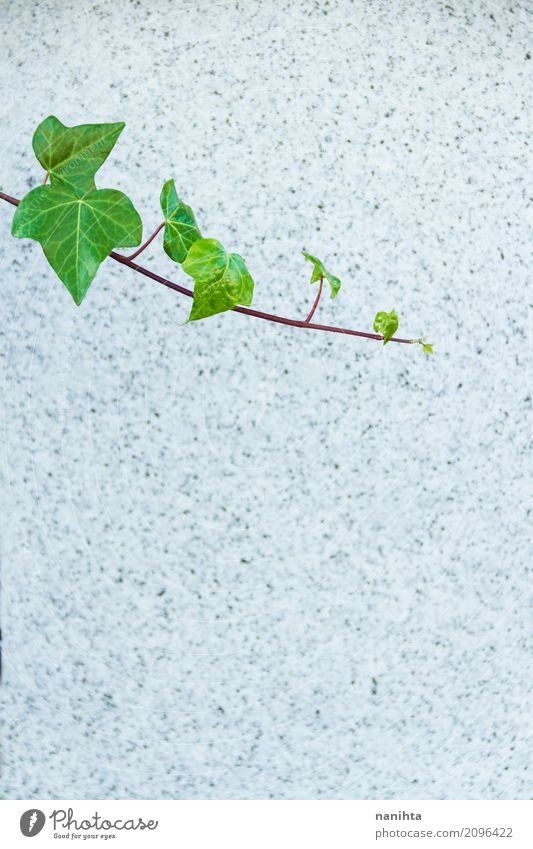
[305,276,323,323]
[122,221,165,260]
[0,191,415,345]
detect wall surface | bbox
[0,0,530,799]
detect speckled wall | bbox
[0,0,530,800]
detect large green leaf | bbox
[302,250,341,298]
[32,115,125,195]
[373,309,399,344]
[160,179,202,263]
[182,238,254,322]
[12,184,142,304]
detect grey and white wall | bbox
[0,0,530,799]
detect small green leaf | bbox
[12,184,142,304]
[182,238,254,322]
[32,115,125,195]
[373,309,399,344]
[302,250,341,298]
[413,336,434,354]
[160,179,202,263]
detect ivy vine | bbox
[0,116,432,352]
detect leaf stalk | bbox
[305,275,323,323]
[118,221,165,261]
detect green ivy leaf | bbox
[32,115,125,195]
[160,179,202,264]
[12,184,142,304]
[302,250,341,298]
[373,309,399,344]
[182,238,254,322]
[421,341,433,354]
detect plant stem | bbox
[111,252,414,343]
[0,191,415,345]
[118,221,165,261]
[42,172,49,185]
[305,276,323,323]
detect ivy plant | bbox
[373,309,399,345]
[1,116,432,352]
[32,116,125,193]
[182,238,254,322]
[302,250,341,299]
[160,178,202,264]
[12,185,142,305]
